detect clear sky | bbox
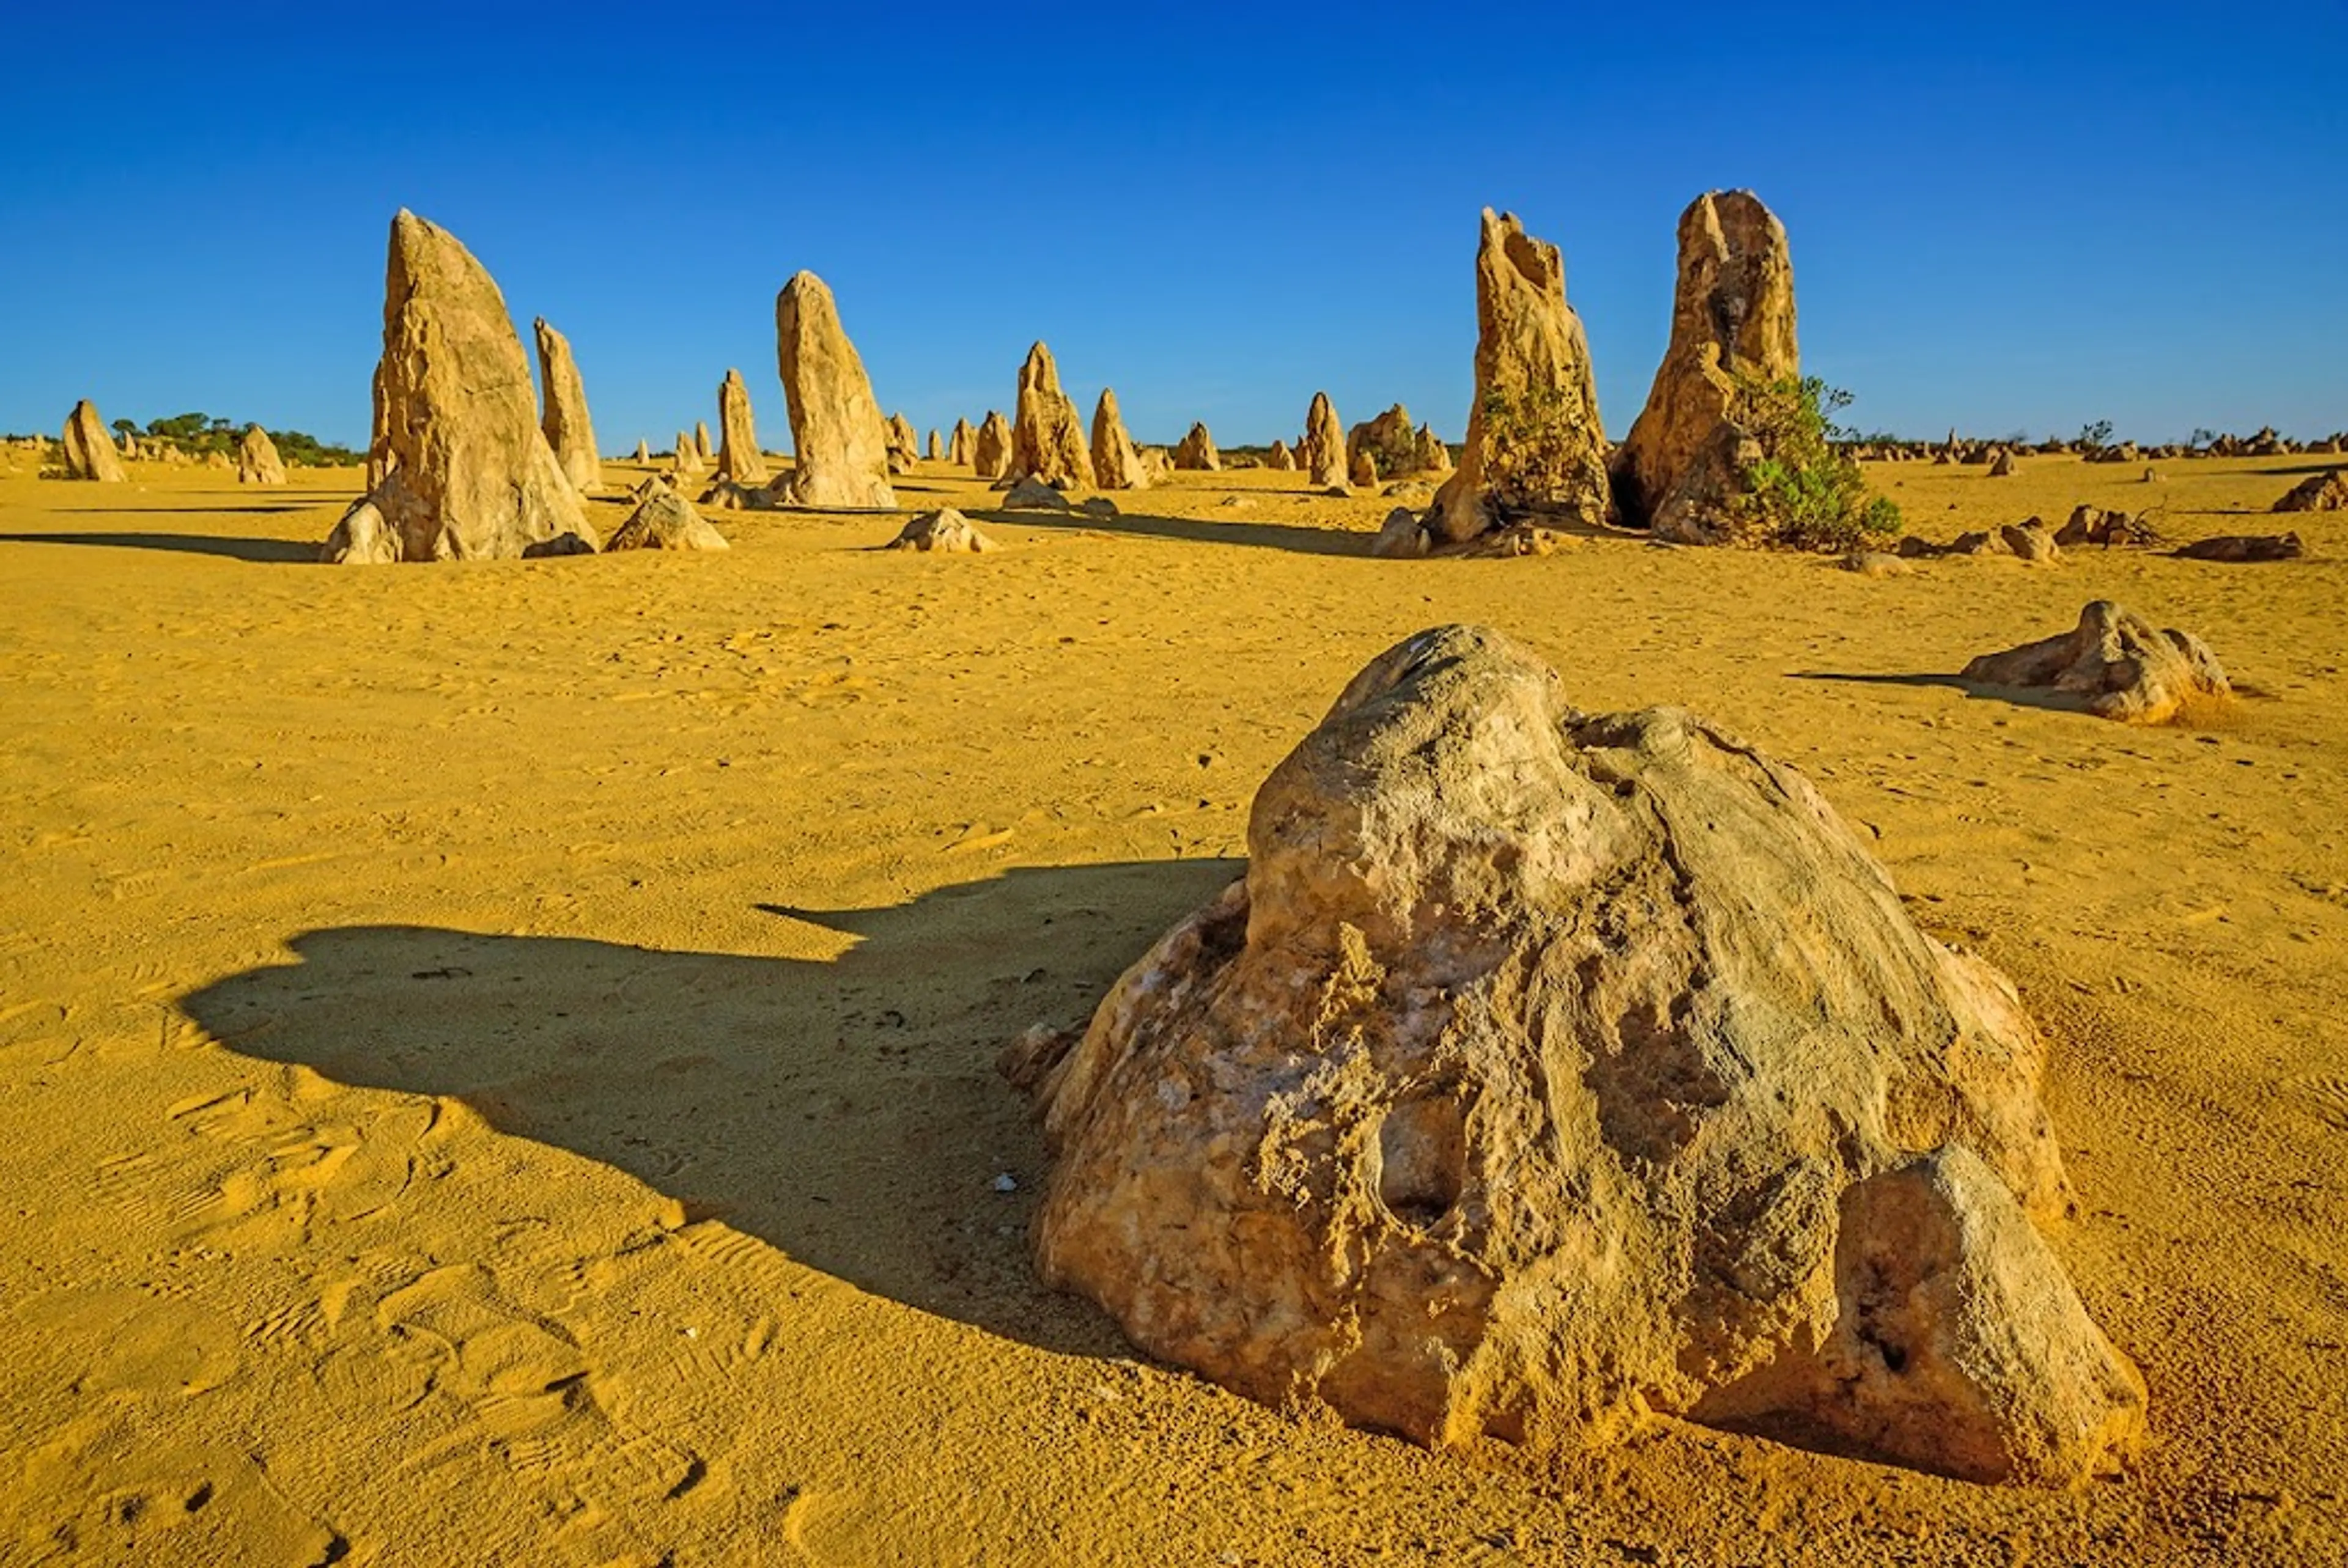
[2,1,2340,452]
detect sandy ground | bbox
[0,447,2342,1565]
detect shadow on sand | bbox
[0,529,319,563]
[177,858,1241,1357]
[1787,669,2101,716]
[968,506,1371,558]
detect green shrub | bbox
[1729,374,1902,552]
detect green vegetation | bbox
[124,411,361,467]
[1729,374,1903,552]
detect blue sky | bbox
[2,1,2340,451]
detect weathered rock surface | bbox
[1346,403,1429,478]
[1370,507,1429,558]
[237,424,287,485]
[607,481,728,551]
[1999,521,2061,562]
[714,368,769,486]
[534,317,600,493]
[319,498,399,564]
[775,271,896,509]
[1011,343,1092,490]
[2274,471,2348,512]
[1989,449,2017,477]
[633,440,650,464]
[973,410,1013,480]
[1431,210,1611,543]
[1013,625,2141,1485]
[1350,449,1378,488]
[950,418,975,466]
[695,421,713,461]
[886,507,997,553]
[61,399,127,482]
[1266,440,1297,472]
[886,411,920,474]
[2173,532,2308,562]
[1002,475,1072,512]
[1962,602,2230,723]
[674,433,701,476]
[1173,422,1220,471]
[340,210,590,562]
[1091,388,1149,490]
[1302,392,1348,488]
[1611,191,1798,545]
[2053,506,2159,548]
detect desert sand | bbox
[0,448,2344,1563]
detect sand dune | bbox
[1,452,2343,1562]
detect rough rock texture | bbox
[886,507,997,553]
[236,424,287,485]
[1302,392,1348,488]
[1347,403,1429,478]
[633,440,650,463]
[1351,449,1379,488]
[1139,447,1174,484]
[1989,450,2017,477]
[1002,475,1072,512]
[2174,532,2308,562]
[775,271,897,509]
[1013,625,2141,1486]
[534,317,600,493]
[713,368,769,486]
[1610,191,1798,545]
[347,211,590,561]
[926,428,942,461]
[1266,440,1297,472]
[1371,507,1429,558]
[695,421,712,461]
[1416,423,1453,474]
[1999,521,2061,562]
[973,411,1013,480]
[1173,422,1220,471]
[2054,506,2159,548]
[1962,602,2230,723]
[674,433,701,476]
[886,411,920,474]
[2274,471,2348,512]
[1091,388,1150,490]
[950,418,974,466]
[1010,343,1092,490]
[1430,210,1612,543]
[61,399,127,482]
[606,481,729,551]
[319,498,399,564]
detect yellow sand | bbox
[0,449,2342,1564]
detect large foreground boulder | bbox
[1611,191,1798,544]
[713,367,769,486]
[1961,602,2229,723]
[534,317,600,493]
[1430,210,1611,543]
[236,424,287,485]
[339,210,591,561]
[1011,342,1091,490]
[1011,625,2143,1486]
[774,271,896,509]
[1090,388,1148,490]
[61,399,127,482]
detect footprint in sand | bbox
[16,1286,243,1399]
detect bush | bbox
[1729,374,1902,552]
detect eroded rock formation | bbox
[1011,342,1091,490]
[61,399,126,482]
[1962,602,2229,723]
[534,317,600,493]
[1090,388,1148,490]
[775,271,896,509]
[714,368,769,486]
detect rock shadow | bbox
[1786,669,2101,717]
[0,530,319,563]
[177,858,1240,1357]
[969,506,1368,557]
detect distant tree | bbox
[2190,427,2215,449]
[111,418,136,435]
[2078,419,2114,453]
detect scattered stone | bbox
[330,210,590,562]
[1989,449,2017,477]
[1010,342,1091,490]
[1999,521,2061,562]
[2053,505,2159,548]
[60,399,127,482]
[2173,532,2307,562]
[1370,507,1428,558]
[1384,480,1435,504]
[1090,388,1149,490]
[1843,550,1913,576]
[1962,601,2231,723]
[604,480,728,550]
[318,497,399,564]
[2273,470,2348,512]
[973,410,1013,480]
[774,270,897,509]
[1173,421,1220,471]
[1611,191,1797,544]
[1431,208,1612,543]
[885,507,996,553]
[1080,496,1118,520]
[713,367,770,486]
[237,424,287,485]
[1301,392,1348,488]
[522,529,597,557]
[1949,531,2003,556]
[1014,624,2141,1485]
[534,317,601,493]
[1002,475,1072,512]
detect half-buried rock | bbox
[1008,624,2143,1487]
[1962,601,2229,723]
[885,507,996,553]
[605,481,728,551]
[323,210,591,562]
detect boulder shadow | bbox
[969,506,1367,558]
[177,858,1240,1357]
[1787,669,2099,717]
[0,530,319,563]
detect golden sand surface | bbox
[0,451,2342,1564]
